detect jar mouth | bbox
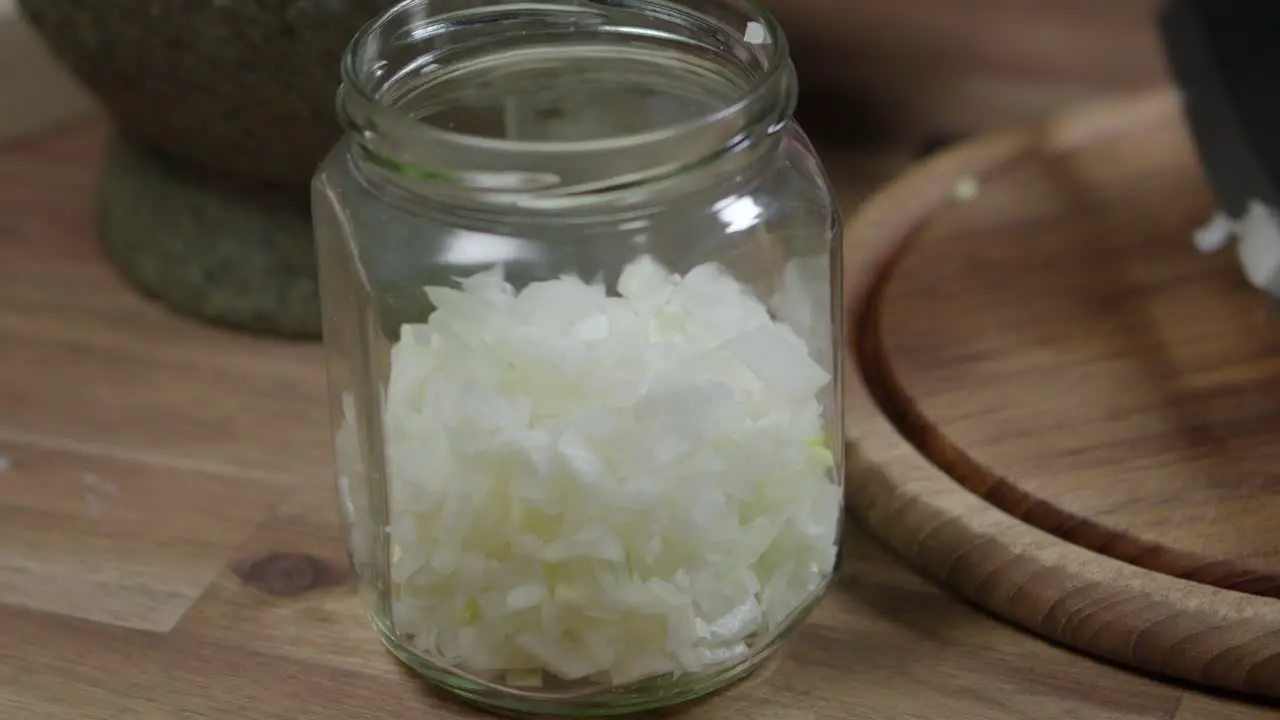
[338,0,794,200]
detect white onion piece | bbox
[375,254,841,685]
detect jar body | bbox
[315,1,844,714]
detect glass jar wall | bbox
[314,0,845,714]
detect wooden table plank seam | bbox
[0,425,297,485]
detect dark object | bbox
[1161,0,1280,218]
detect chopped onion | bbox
[372,254,841,685]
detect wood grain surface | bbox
[845,88,1280,700]
[0,118,1273,718]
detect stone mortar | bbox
[20,0,396,187]
[19,0,400,336]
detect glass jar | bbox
[313,0,845,714]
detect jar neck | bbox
[338,0,797,210]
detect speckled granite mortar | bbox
[19,0,398,336]
[99,139,320,337]
[20,0,395,186]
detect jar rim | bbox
[337,0,795,199]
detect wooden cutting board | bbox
[843,88,1280,698]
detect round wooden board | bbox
[842,88,1280,698]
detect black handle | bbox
[1161,0,1280,217]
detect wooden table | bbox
[0,120,1271,719]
